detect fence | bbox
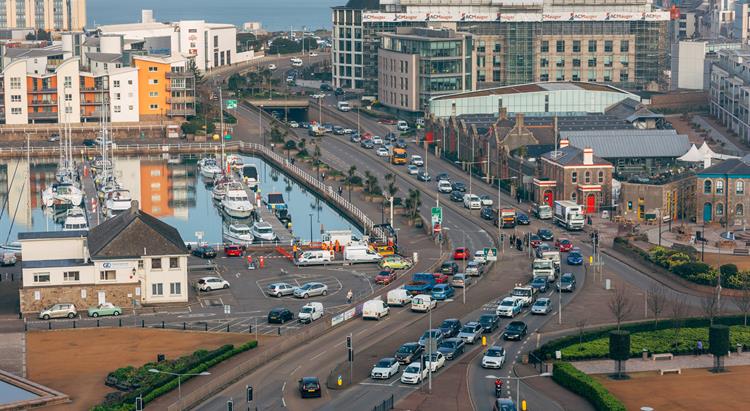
[372,394,394,411]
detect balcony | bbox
[81,100,104,106]
[29,88,57,94]
[28,111,57,120]
[167,96,195,104]
[29,100,57,106]
[166,84,192,91]
[81,87,106,92]
[167,108,196,116]
[166,71,193,79]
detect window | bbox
[540,41,549,53]
[704,179,712,194]
[11,108,22,115]
[152,283,164,296]
[189,28,197,33]
[64,76,72,88]
[556,40,565,53]
[716,180,724,194]
[33,273,50,283]
[572,58,581,67]
[737,204,744,216]
[63,271,79,281]
[10,95,21,102]
[65,107,72,114]
[571,172,578,183]
[148,79,159,85]
[100,270,116,281]
[716,203,724,216]
[113,80,120,87]
[571,192,577,201]
[128,80,133,85]
[604,40,613,53]
[65,93,72,101]
[129,105,134,111]
[152,258,162,269]
[598,171,604,183]
[170,282,182,295]
[572,40,581,53]
[138,260,144,269]
[620,40,629,53]
[114,106,121,113]
[588,57,597,67]
[114,93,121,100]
[588,40,597,53]
[149,104,158,110]
[148,66,158,72]
[169,257,179,269]
[149,91,158,97]
[627,201,633,211]
[213,35,219,48]
[9,77,21,89]
[585,171,591,184]
[737,181,745,194]
[540,58,549,67]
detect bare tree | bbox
[648,284,667,329]
[670,296,689,349]
[735,276,750,327]
[608,287,634,330]
[701,292,722,325]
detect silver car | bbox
[267,282,295,297]
[531,298,552,315]
[293,282,329,298]
[457,322,483,344]
[39,303,77,320]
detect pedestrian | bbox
[291,157,296,165]
[292,244,298,260]
[697,340,703,356]
[338,186,343,196]
[346,289,353,304]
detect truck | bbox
[510,286,536,307]
[533,203,553,220]
[404,273,437,295]
[500,208,516,228]
[343,245,382,263]
[321,230,359,246]
[532,259,556,282]
[308,124,325,137]
[337,101,351,112]
[554,200,585,231]
[391,147,408,165]
[541,250,561,272]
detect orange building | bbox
[133,55,195,121]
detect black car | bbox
[395,139,407,149]
[395,342,424,364]
[503,321,528,341]
[82,139,96,147]
[439,318,462,338]
[440,261,459,275]
[298,376,322,398]
[267,307,294,324]
[192,245,217,259]
[334,87,344,96]
[480,206,496,221]
[516,213,530,225]
[535,243,552,258]
[450,191,464,202]
[417,170,431,182]
[384,132,397,142]
[451,182,466,192]
[320,83,333,91]
[333,126,345,135]
[537,228,554,241]
[361,139,375,149]
[436,173,450,182]
[478,313,500,333]
[557,272,577,292]
[437,338,465,360]
[530,277,548,293]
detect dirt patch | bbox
[594,365,750,410]
[701,253,750,271]
[26,328,258,411]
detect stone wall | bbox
[19,282,140,314]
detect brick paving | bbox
[573,352,750,375]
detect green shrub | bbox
[672,262,711,278]
[552,362,626,411]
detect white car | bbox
[481,346,506,369]
[371,357,400,379]
[411,294,436,312]
[438,180,453,193]
[473,250,487,264]
[371,136,383,145]
[410,155,424,166]
[463,194,482,210]
[480,195,494,207]
[343,128,354,134]
[268,64,277,70]
[309,52,319,57]
[407,164,419,175]
[377,147,390,157]
[400,362,429,384]
[197,276,230,291]
[531,298,552,315]
[426,352,446,372]
[288,121,299,128]
[496,297,524,317]
[311,93,326,99]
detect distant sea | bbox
[87,0,340,31]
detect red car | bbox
[224,245,243,257]
[378,119,398,125]
[529,234,542,248]
[555,238,573,252]
[452,247,470,260]
[432,273,450,284]
[375,270,397,285]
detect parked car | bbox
[481,346,506,369]
[480,206,496,221]
[298,376,322,398]
[496,297,523,318]
[380,255,412,270]
[439,318,462,338]
[395,342,424,364]
[449,190,464,202]
[503,321,528,340]
[567,248,584,265]
[48,133,60,142]
[440,261,459,275]
[87,303,121,317]
[431,284,455,300]
[516,213,530,225]
[39,303,77,320]
[224,245,243,257]
[417,170,431,181]
[375,270,397,285]
[294,282,328,298]
[419,329,445,348]
[451,273,471,288]
[407,164,419,175]
[537,228,554,241]
[426,352,446,372]
[437,338,465,360]
[82,139,96,147]
[557,273,577,292]
[452,247,470,260]
[465,261,483,276]
[267,307,294,324]
[288,121,299,128]
[458,322,483,344]
[196,276,230,291]
[400,361,428,384]
[192,245,216,259]
[477,313,500,333]
[555,238,573,252]
[267,282,295,297]
[371,357,400,379]
[531,298,552,315]
[298,302,324,323]
[530,277,548,293]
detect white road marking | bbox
[310,350,328,361]
[291,365,301,375]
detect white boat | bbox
[212,180,242,202]
[63,206,88,231]
[0,241,21,253]
[42,183,83,207]
[223,223,254,245]
[221,188,253,219]
[226,154,244,170]
[250,221,277,242]
[104,188,132,217]
[200,158,223,179]
[241,164,259,189]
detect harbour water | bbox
[0,154,362,245]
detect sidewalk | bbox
[394,359,471,411]
[515,363,595,411]
[572,352,750,375]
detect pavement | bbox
[0,332,25,377]
[572,352,750,375]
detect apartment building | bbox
[0,0,86,31]
[696,157,750,226]
[709,47,750,143]
[133,54,195,119]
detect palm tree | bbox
[383,173,398,199]
[364,171,380,195]
[405,189,422,220]
[347,165,357,202]
[313,143,322,179]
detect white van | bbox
[362,299,389,320]
[387,288,411,306]
[541,251,561,271]
[397,120,409,131]
[290,57,303,67]
[297,250,332,266]
[411,294,436,312]
[337,101,351,112]
[298,302,324,323]
[344,245,382,263]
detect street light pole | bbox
[428,305,432,392]
[148,369,210,411]
[309,213,313,243]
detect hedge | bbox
[552,361,626,411]
[92,340,258,411]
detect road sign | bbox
[225,99,238,109]
[431,207,443,224]
[224,133,232,140]
[224,305,231,314]
[486,248,498,261]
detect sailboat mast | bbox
[219,87,225,171]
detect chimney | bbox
[583,147,594,165]
[130,200,140,215]
[499,107,507,121]
[515,113,524,129]
[559,139,569,148]
[142,9,154,23]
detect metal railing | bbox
[372,395,394,411]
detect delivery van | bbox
[411,294,436,312]
[297,250,332,266]
[387,288,411,306]
[344,245,382,263]
[298,302,324,323]
[362,299,389,320]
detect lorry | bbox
[337,101,351,112]
[391,147,408,165]
[308,124,326,137]
[541,250,561,272]
[532,259,556,282]
[321,230,359,246]
[404,273,437,295]
[533,203,553,220]
[554,200,585,231]
[500,208,516,228]
[344,245,382,263]
[510,286,536,307]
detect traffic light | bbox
[246,385,253,402]
[135,397,143,411]
[346,335,352,349]
[500,233,505,242]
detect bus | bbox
[391,148,408,165]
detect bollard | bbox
[205,323,208,331]
[48,322,51,330]
[183,322,186,330]
[73,321,76,329]
[278,327,281,335]
[249,325,252,334]
[24,322,27,332]
[97,319,100,327]
[161,321,165,329]
[10,273,13,281]
[227,324,230,333]
[119,318,122,327]
[141,319,145,328]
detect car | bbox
[535,243,552,258]
[451,273,471,288]
[537,228,554,241]
[361,139,375,149]
[343,128,354,134]
[494,398,518,411]
[431,284,455,300]
[394,342,424,364]
[320,83,333,91]
[555,238,573,252]
[496,297,523,318]
[426,352,446,372]
[440,261,459,275]
[82,139,96,147]
[191,245,216,259]
[298,302,324,323]
[267,282,295,297]
[1,253,16,266]
[463,194,482,210]
[567,248,584,265]
[371,136,383,145]
[196,276,230,291]
[530,277,548,293]
[432,273,450,284]
[480,206,496,221]
[298,376,322,398]
[224,245,243,257]
[452,247,470,260]
[449,190,464,202]
[397,120,410,131]
[268,63,277,70]
[407,164,419,175]
[439,318,462,338]
[437,338,465,360]
[465,261,483,276]
[376,147,390,157]
[311,92,326,99]
[531,298,552,315]
[400,361,428,384]
[380,255,412,270]
[503,321,528,340]
[350,133,362,143]
[375,270,397,285]
[294,282,329,298]
[371,357,400,379]
[480,195,494,207]
[473,250,487,264]
[451,181,466,192]
[481,346,506,369]
[436,173,450,182]
[457,322,483,344]
[410,155,424,166]
[477,313,500,333]
[87,303,121,317]
[557,272,577,292]
[516,213,530,225]
[300,121,310,129]
[396,139,408,149]
[438,180,453,193]
[48,133,60,142]
[417,170,431,181]
[309,51,319,57]
[39,303,77,320]
[419,329,445,348]
[334,87,344,96]
[333,126,345,135]
[267,307,294,324]
[529,234,542,248]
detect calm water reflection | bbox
[0,154,362,244]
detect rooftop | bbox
[332,0,380,10]
[560,130,691,159]
[86,52,123,63]
[432,82,627,101]
[4,46,63,59]
[18,231,87,240]
[132,54,187,65]
[22,258,91,269]
[541,146,609,167]
[383,27,470,40]
[698,157,750,176]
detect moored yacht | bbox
[223,223,254,245]
[104,188,132,217]
[42,182,83,207]
[221,187,253,219]
[200,158,223,179]
[63,206,88,231]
